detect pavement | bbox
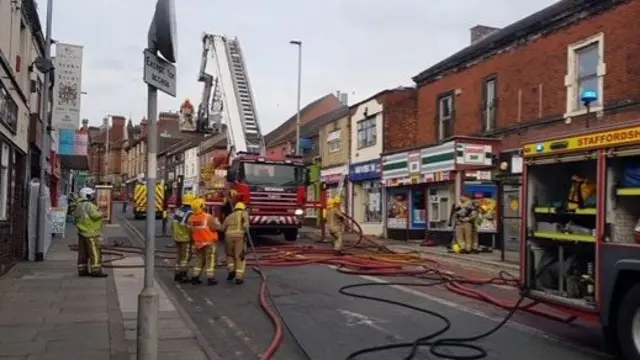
[0,221,211,360]
[117,208,613,360]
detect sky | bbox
[37,0,558,134]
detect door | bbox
[501,183,521,253]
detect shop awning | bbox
[59,154,89,171]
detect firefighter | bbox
[187,198,221,285]
[171,192,195,282]
[453,195,478,254]
[222,201,250,284]
[74,187,108,277]
[326,196,345,255]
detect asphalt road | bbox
[114,208,611,360]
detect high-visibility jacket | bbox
[188,212,218,249]
[223,208,249,237]
[73,200,104,238]
[171,205,192,243]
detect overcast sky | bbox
[38,0,558,133]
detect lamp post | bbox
[289,40,302,155]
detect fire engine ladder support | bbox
[224,37,264,153]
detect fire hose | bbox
[69,213,576,360]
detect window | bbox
[0,143,9,220]
[482,77,497,131]
[0,81,18,132]
[356,117,376,149]
[327,130,340,153]
[565,33,605,116]
[437,94,454,140]
[240,163,304,187]
[361,181,382,223]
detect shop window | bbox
[327,130,340,153]
[0,142,9,220]
[386,188,408,229]
[362,181,382,223]
[428,185,453,230]
[437,93,454,140]
[411,189,426,229]
[565,33,605,116]
[356,116,376,149]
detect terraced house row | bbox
[297,0,640,255]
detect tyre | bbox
[616,282,640,359]
[283,229,298,242]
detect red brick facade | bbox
[385,0,640,154]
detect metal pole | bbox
[36,0,54,262]
[137,42,159,360]
[290,40,302,155]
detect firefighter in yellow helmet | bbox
[222,201,250,284]
[325,196,346,255]
[187,198,221,285]
[453,195,478,254]
[171,192,195,282]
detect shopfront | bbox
[383,138,500,242]
[349,159,383,235]
[321,164,348,211]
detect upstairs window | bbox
[482,77,497,131]
[357,117,376,149]
[327,130,341,153]
[565,33,605,116]
[437,93,454,140]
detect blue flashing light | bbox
[580,90,598,104]
[535,143,544,152]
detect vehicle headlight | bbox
[294,208,304,216]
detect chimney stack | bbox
[336,91,348,106]
[470,25,501,44]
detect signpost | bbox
[139,1,177,359]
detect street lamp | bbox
[290,40,302,155]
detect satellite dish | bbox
[148,0,177,63]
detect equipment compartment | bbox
[524,157,597,309]
[607,155,640,244]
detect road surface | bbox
[115,209,611,360]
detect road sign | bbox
[143,49,176,97]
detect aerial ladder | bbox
[197,33,265,156]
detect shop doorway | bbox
[500,183,521,254]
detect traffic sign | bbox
[143,49,176,97]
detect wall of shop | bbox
[349,159,383,235]
[350,98,383,163]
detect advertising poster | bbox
[51,43,84,130]
[51,207,67,235]
[464,183,497,232]
[386,189,408,229]
[95,185,113,223]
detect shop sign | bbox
[455,143,493,166]
[523,125,640,157]
[321,166,347,184]
[349,159,381,181]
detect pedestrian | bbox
[73,187,108,278]
[187,198,221,285]
[325,196,345,255]
[171,192,195,282]
[222,201,250,285]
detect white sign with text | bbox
[143,49,176,97]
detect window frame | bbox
[327,130,341,153]
[481,75,498,132]
[356,116,377,150]
[564,32,606,118]
[0,141,10,221]
[436,91,455,141]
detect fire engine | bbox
[181,33,321,241]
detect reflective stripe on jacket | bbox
[223,208,249,237]
[171,205,192,243]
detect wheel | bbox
[616,282,640,359]
[283,229,298,242]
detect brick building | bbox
[381,0,640,243]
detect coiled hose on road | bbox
[69,213,576,360]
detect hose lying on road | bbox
[69,215,576,360]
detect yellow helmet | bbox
[191,198,206,214]
[452,243,461,254]
[332,196,341,204]
[229,189,238,198]
[182,192,195,205]
[326,198,335,208]
[234,202,246,210]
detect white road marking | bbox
[220,316,255,348]
[338,309,402,340]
